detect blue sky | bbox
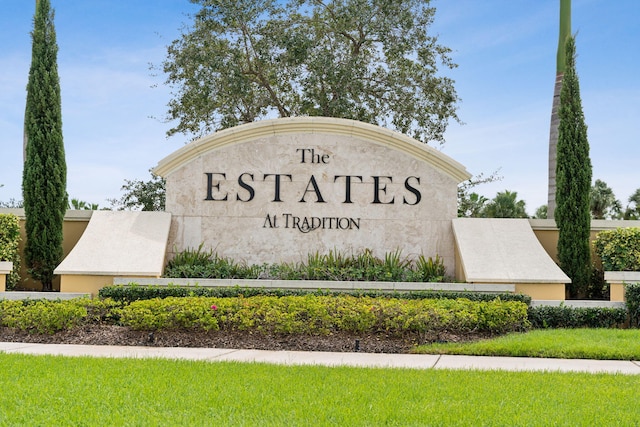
[1,0,638,214]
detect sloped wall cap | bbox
[54,211,171,276]
[154,117,471,183]
[0,262,13,274]
[453,218,570,284]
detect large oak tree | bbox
[161,0,459,145]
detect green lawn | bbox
[0,353,639,426]
[414,328,640,360]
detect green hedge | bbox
[528,305,627,329]
[593,227,640,271]
[98,284,531,305]
[0,214,21,290]
[117,295,530,338]
[2,295,628,338]
[0,298,120,334]
[0,296,529,339]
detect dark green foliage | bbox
[593,227,640,271]
[0,214,21,290]
[622,188,640,220]
[586,265,609,301]
[457,171,502,218]
[590,179,621,219]
[109,169,165,211]
[554,36,592,298]
[165,248,450,282]
[161,0,459,144]
[22,0,67,291]
[481,190,528,218]
[98,283,531,305]
[527,305,626,329]
[625,283,640,327]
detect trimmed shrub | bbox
[593,227,640,271]
[0,298,121,334]
[528,305,627,329]
[117,295,530,340]
[625,283,640,327]
[0,213,21,290]
[98,284,531,305]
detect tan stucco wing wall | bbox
[54,211,171,277]
[452,218,570,284]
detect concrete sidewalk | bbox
[2,341,640,375]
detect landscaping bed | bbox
[0,325,493,353]
[0,292,520,353]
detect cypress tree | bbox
[555,35,592,299]
[22,0,67,291]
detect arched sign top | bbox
[154,117,471,183]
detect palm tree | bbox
[590,179,621,219]
[624,188,640,220]
[547,0,571,219]
[69,198,100,210]
[482,190,528,218]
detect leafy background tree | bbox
[0,199,24,209]
[22,0,67,291]
[109,170,165,211]
[590,179,621,219]
[533,205,548,220]
[457,170,502,217]
[481,191,528,219]
[161,0,459,145]
[68,199,101,210]
[555,35,592,299]
[623,189,640,220]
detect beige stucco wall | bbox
[529,219,640,262]
[0,209,91,291]
[514,283,566,300]
[59,275,158,298]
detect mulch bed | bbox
[0,325,426,354]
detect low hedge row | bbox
[0,295,631,337]
[528,305,627,329]
[117,295,529,338]
[98,284,532,305]
[0,296,529,339]
[0,299,120,334]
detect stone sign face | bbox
[155,117,470,273]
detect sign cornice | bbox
[154,117,471,183]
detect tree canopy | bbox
[590,179,621,220]
[109,170,166,211]
[481,190,528,219]
[161,0,459,144]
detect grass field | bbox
[0,352,639,426]
[414,328,640,360]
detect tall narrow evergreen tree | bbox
[547,0,571,218]
[555,35,592,299]
[22,0,67,291]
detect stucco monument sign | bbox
[154,117,471,272]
